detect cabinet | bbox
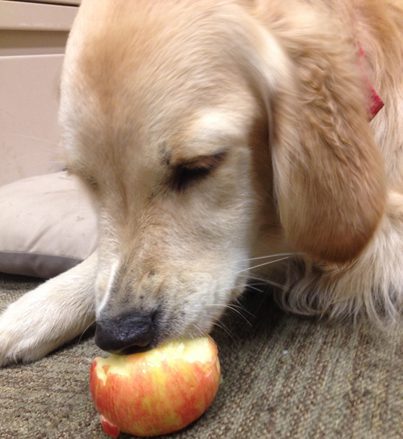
[0,1,79,185]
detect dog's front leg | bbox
[0,252,98,367]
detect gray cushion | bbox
[0,172,97,278]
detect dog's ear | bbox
[254,19,386,263]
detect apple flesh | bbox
[90,337,221,437]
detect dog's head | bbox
[60,0,385,353]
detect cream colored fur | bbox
[0,0,402,366]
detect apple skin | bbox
[90,337,221,437]
[99,415,120,439]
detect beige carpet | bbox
[0,273,402,439]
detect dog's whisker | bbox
[204,303,253,326]
[245,275,272,283]
[77,319,96,345]
[236,271,286,291]
[231,302,256,318]
[236,256,291,274]
[246,284,266,293]
[249,279,285,289]
[245,274,284,286]
[190,321,205,338]
[236,252,295,263]
[233,298,257,318]
[212,320,235,341]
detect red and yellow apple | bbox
[89,337,221,437]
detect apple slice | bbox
[90,337,221,437]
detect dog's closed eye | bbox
[170,151,226,191]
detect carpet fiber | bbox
[0,274,402,439]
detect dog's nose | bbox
[95,312,155,354]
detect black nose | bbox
[95,312,156,354]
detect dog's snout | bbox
[95,311,156,354]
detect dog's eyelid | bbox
[170,150,226,191]
[175,150,227,171]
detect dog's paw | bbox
[0,298,60,367]
[0,254,97,367]
[0,333,55,367]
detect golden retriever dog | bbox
[0,0,402,365]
